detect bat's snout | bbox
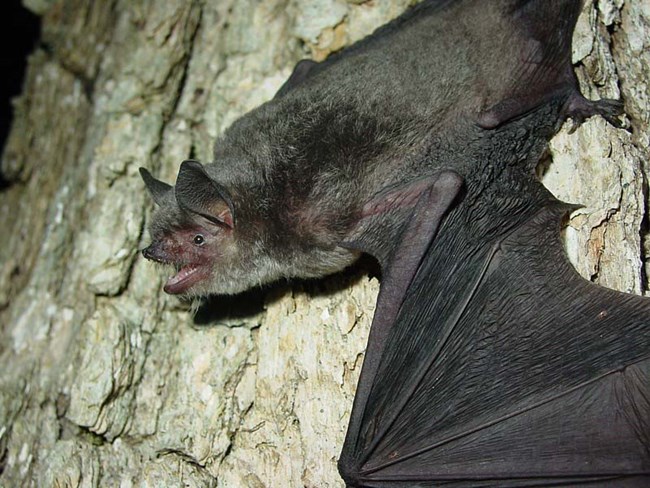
[142,245,155,261]
[142,243,170,264]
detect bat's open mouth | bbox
[164,264,208,294]
[142,244,210,295]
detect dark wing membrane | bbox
[477,0,583,126]
[340,170,465,476]
[477,0,622,128]
[341,196,650,487]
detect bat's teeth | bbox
[164,264,201,294]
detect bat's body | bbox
[140,0,650,486]
[140,0,609,296]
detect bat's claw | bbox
[563,95,624,133]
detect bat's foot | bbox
[562,94,624,133]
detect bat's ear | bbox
[175,160,235,229]
[343,172,463,267]
[140,167,173,206]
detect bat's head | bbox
[140,160,261,296]
[141,152,361,297]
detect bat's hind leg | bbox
[561,90,624,133]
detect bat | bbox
[139,0,650,486]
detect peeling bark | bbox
[1,1,648,486]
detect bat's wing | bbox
[475,0,623,129]
[339,184,650,487]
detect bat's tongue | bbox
[164,264,201,294]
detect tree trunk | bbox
[1,0,648,486]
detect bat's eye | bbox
[193,234,205,246]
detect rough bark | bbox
[0,0,647,486]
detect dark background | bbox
[0,0,40,189]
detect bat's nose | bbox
[142,244,167,263]
[142,242,173,264]
[142,246,154,261]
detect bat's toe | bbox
[563,93,624,132]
